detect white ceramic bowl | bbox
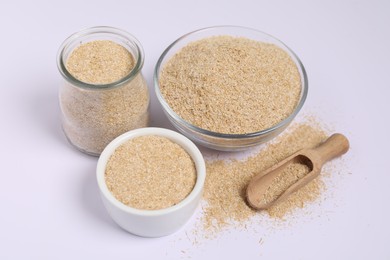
[96,127,206,237]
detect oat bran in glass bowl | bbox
[154,25,308,151]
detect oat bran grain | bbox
[159,35,301,134]
[105,135,197,210]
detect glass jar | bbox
[57,26,150,156]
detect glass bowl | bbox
[154,26,308,151]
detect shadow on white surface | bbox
[29,81,69,147]
[79,158,126,233]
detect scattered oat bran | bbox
[105,135,196,210]
[267,178,324,219]
[159,35,301,134]
[202,122,328,231]
[260,162,310,206]
[61,40,149,155]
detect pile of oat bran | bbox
[105,135,196,210]
[159,35,301,134]
[202,122,328,231]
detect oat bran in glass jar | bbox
[57,26,150,156]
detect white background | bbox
[1,0,389,259]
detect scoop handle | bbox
[313,133,349,165]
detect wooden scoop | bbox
[246,133,350,210]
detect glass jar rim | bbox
[57,26,145,90]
